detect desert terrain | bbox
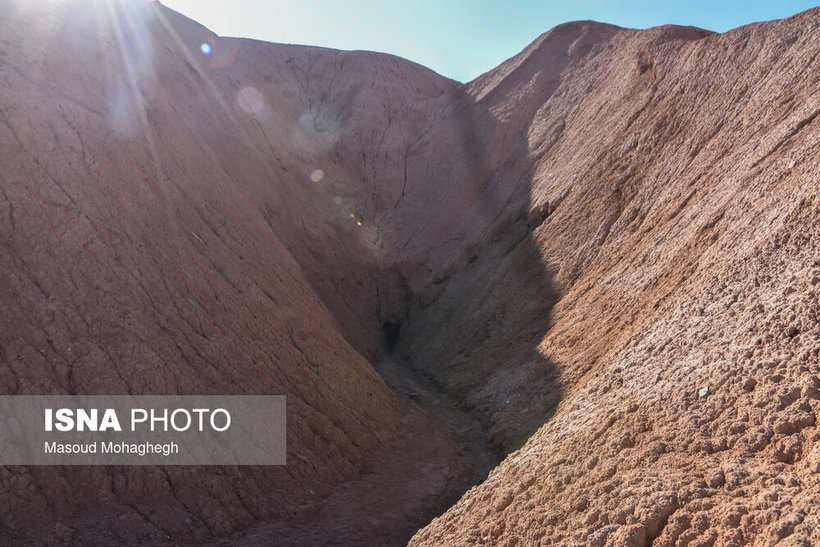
[1,0,819,545]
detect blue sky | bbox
[160,0,820,82]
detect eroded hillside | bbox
[412,9,820,547]
[1,0,819,545]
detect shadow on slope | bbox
[0,1,567,545]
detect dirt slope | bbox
[411,9,820,547]
[0,0,435,541]
[0,0,527,542]
[1,0,820,544]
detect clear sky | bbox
[159,0,820,82]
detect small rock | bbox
[774,412,815,435]
[494,491,514,511]
[807,446,820,473]
[707,470,725,488]
[698,386,710,398]
[610,524,646,546]
[584,508,601,525]
[617,433,635,450]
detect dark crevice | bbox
[382,321,402,354]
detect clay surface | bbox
[1,1,819,545]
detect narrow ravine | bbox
[245,356,498,546]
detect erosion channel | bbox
[246,356,498,545]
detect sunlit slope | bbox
[413,9,820,546]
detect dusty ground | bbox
[241,357,496,545]
[1,0,819,544]
[412,8,820,547]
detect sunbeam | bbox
[104,0,167,200]
[150,2,290,175]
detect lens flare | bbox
[310,169,324,183]
[237,86,264,114]
[206,38,240,69]
[200,43,212,56]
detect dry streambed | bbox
[245,356,497,545]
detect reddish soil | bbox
[412,8,820,547]
[242,357,496,545]
[1,0,819,545]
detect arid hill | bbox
[411,9,820,547]
[1,0,819,544]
